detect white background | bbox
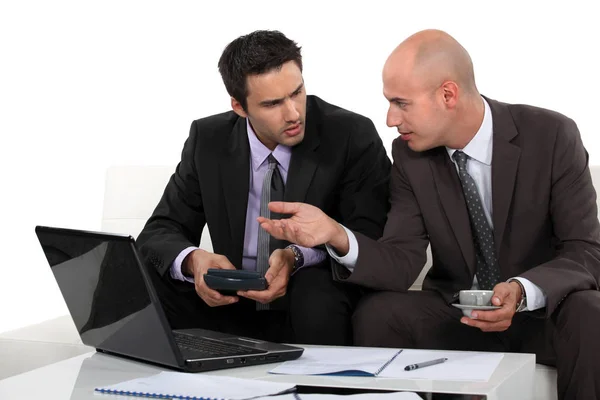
[1,1,598,333]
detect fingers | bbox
[460,304,514,332]
[238,279,287,304]
[258,219,286,240]
[238,288,279,304]
[264,249,293,283]
[267,201,301,215]
[191,252,238,306]
[461,314,512,332]
[258,219,300,244]
[256,216,270,225]
[463,282,519,331]
[491,282,512,306]
[259,219,317,248]
[196,280,238,307]
[238,251,292,303]
[467,307,512,323]
[215,254,237,270]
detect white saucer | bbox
[452,304,501,311]
[452,303,501,317]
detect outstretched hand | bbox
[257,201,348,252]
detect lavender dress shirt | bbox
[171,119,326,282]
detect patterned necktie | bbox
[256,154,285,310]
[452,151,501,290]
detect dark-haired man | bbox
[136,30,391,345]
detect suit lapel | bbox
[219,117,250,265]
[430,149,477,275]
[487,98,521,255]
[284,103,320,203]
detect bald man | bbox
[258,30,600,399]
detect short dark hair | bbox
[218,30,303,111]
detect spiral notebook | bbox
[269,348,402,377]
[94,371,296,400]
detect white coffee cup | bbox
[459,290,494,306]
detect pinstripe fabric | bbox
[256,154,284,310]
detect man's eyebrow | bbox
[389,96,410,103]
[259,83,304,107]
[259,98,282,107]
[290,82,304,95]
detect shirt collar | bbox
[246,119,292,172]
[446,97,493,166]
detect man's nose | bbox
[283,99,300,122]
[386,106,402,128]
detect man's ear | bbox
[231,97,248,118]
[440,81,459,109]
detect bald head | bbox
[383,30,485,152]
[384,29,477,96]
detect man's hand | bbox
[238,248,294,304]
[257,201,350,254]
[460,281,522,332]
[182,249,239,307]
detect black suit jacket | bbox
[343,97,600,318]
[137,95,391,300]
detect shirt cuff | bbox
[325,225,358,271]
[296,246,327,267]
[511,277,547,311]
[170,246,197,284]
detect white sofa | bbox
[101,164,600,400]
[101,166,214,251]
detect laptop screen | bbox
[35,226,182,368]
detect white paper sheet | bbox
[270,348,504,382]
[377,349,503,381]
[269,347,401,376]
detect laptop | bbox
[35,226,304,372]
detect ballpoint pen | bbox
[404,357,448,371]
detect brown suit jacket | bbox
[345,96,600,318]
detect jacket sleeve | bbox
[137,120,206,276]
[333,138,429,290]
[519,117,600,317]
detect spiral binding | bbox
[94,387,224,400]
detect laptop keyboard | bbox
[173,332,265,358]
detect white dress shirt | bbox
[328,98,547,311]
